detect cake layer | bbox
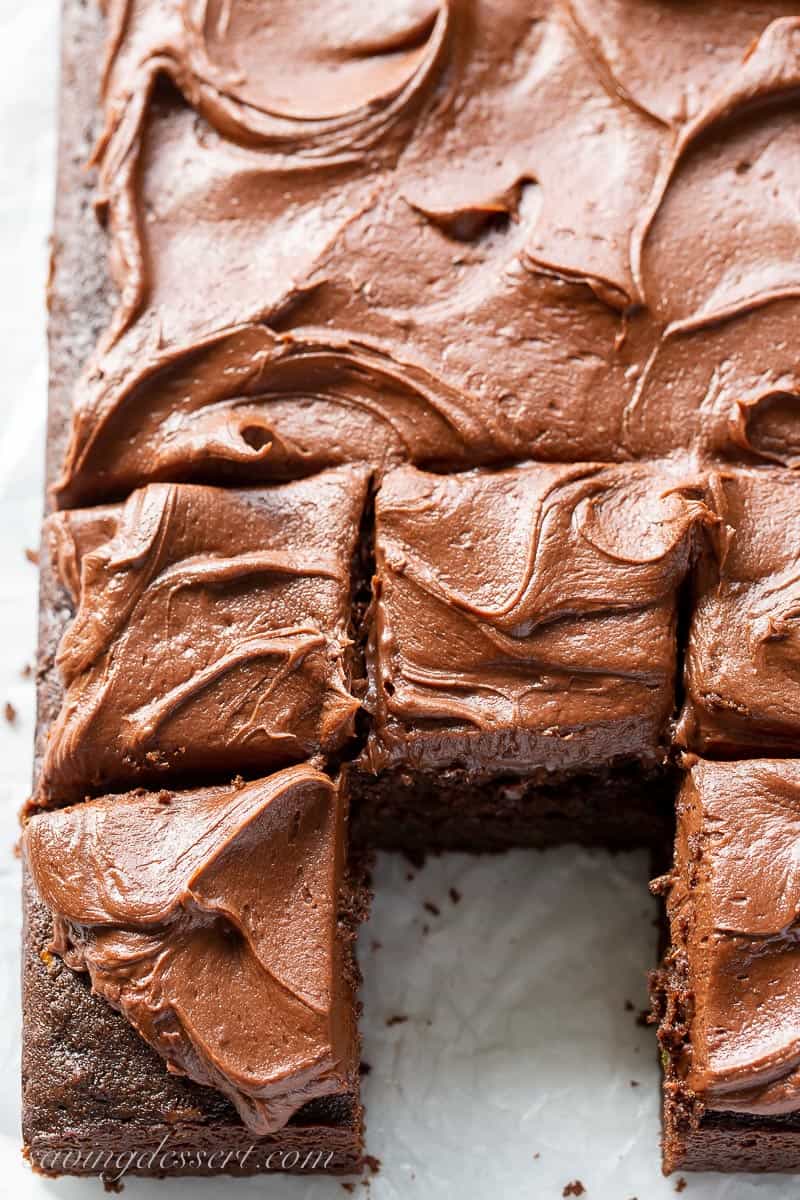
[351,762,675,854]
[677,468,800,756]
[32,471,368,807]
[359,461,713,781]
[55,3,800,505]
[652,758,800,1172]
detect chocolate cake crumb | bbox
[630,1080,640,1087]
[4,702,17,725]
[675,1179,687,1193]
[563,1183,585,1197]
[385,1015,408,1027]
[24,547,39,566]
[636,1008,651,1027]
[341,1184,355,1193]
[624,999,635,1012]
[359,1061,372,1076]
[364,1155,381,1175]
[20,662,32,679]
[449,886,461,903]
[423,901,440,916]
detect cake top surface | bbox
[671,758,800,1117]
[24,764,356,1135]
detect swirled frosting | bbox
[677,468,800,755]
[56,3,800,504]
[362,461,714,776]
[24,765,358,1134]
[35,469,367,805]
[668,758,800,1116]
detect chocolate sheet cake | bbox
[22,0,800,1183]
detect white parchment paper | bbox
[0,4,793,1196]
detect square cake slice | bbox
[677,468,800,756]
[22,765,368,1180]
[32,468,369,807]
[652,757,800,1173]
[352,461,713,851]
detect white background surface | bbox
[0,3,794,1197]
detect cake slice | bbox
[23,765,368,1179]
[652,757,800,1172]
[32,469,368,807]
[677,468,800,756]
[353,460,713,851]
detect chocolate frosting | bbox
[24,765,357,1134]
[363,461,714,776]
[36,470,367,805]
[669,758,800,1116]
[677,468,800,755]
[55,3,800,503]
